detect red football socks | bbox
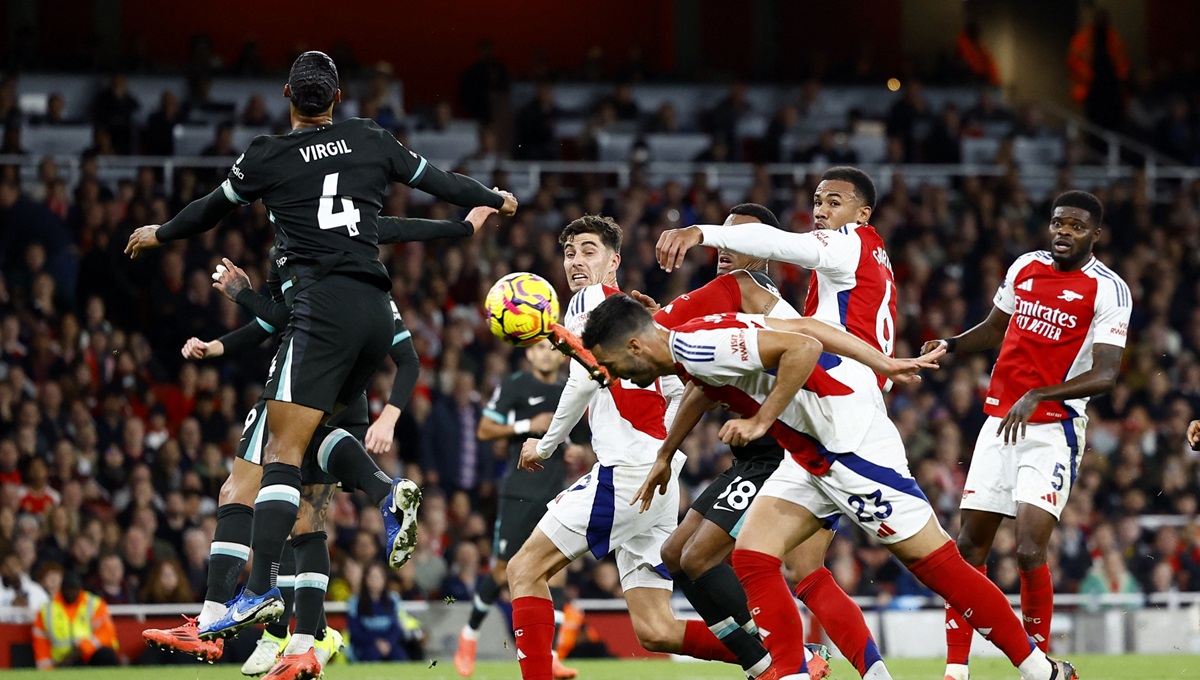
[944,564,985,665]
[796,566,882,677]
[733,549,806,676]
[1020,564,1054,652]
[911,542,1034,667]
[513,596,555,680]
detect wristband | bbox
[944,337,957,353]
[512,419,531,435]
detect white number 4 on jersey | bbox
[318,172,361,236]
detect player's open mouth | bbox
[1052,239,1071,253]
[717,253,734,269]
[571,272,590,284]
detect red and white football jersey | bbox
[986,251,1131,423]
[560,283,672,466]
[697,222,897,389]
[652,271,800,330]
[667,313,885,475]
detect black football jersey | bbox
[222,118,494,291]
[483,371,572,500]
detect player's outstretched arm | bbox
[377,206,497,244]
[125,187,239,258]
[719,330,823,447]
[763,316,943,384]
[656,222,834,273]
[998,343,1124,444]
[924,305,1011,356]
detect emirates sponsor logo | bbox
[1013,294,1079,341]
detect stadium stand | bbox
[1,38,1200,666]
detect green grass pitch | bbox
[1,656,1192,680]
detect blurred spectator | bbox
[347,562,423,661]
[458,40,510,125]
[89,73,139,154]
[139,559,193,603]
[956,22,1000,86]
[0,550,49,620]
[515,82,562,160]
[1067,8,1129,131]
[578,46,607,82]
[419,371,487,495]
[141,91,183,156]
[32,568,118,669]
[440,541,481,603]
[31,93,72,126]
[90,553,134,605]
[1080,549,1140,610]
[361,62,404,131]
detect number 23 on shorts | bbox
[848,489,893,523]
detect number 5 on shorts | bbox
[1051,462,1065,491]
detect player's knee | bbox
[679,542,720,580]
[220,474,255,507]
[506,553,535,590]
[1014,540,1048,571]
[631,621,676,653]
[955,528,990,566]
[659,534,685,575]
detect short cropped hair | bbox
[1051,190,1104,226]
[821,166,877,209]
[288,51,339,116]
[559,214,623,253]
[581,294,654,350]
[728,203,781,228]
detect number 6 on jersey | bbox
[318,172,361,236]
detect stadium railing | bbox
[5,155,1200,207]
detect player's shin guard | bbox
[911,542,1045,672]
[208,503,253,603]
[676,568,768,671]
[265,542,296,639]
[944,565,985,666]
[733,549,807,676]
[795,567,884,679]
[317,426,392,506]
[291,531,330,638]
[247,463,302,594]
[513,596,555,680]
[1020,565,1053,652]
[468,574,501,632]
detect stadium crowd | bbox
[1,28,1200,659]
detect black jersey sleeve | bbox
[217,320,274,356]
[377,216,473,244]
[222,136,275,206]
[373,123,504,209]
[234,287,290,332]
[482,375,520,425]
[156,187,240,242]
[387,335,419,411]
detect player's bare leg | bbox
[508,530,573,680]
[944,509,1004,679]
[1014,504,1058,653]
